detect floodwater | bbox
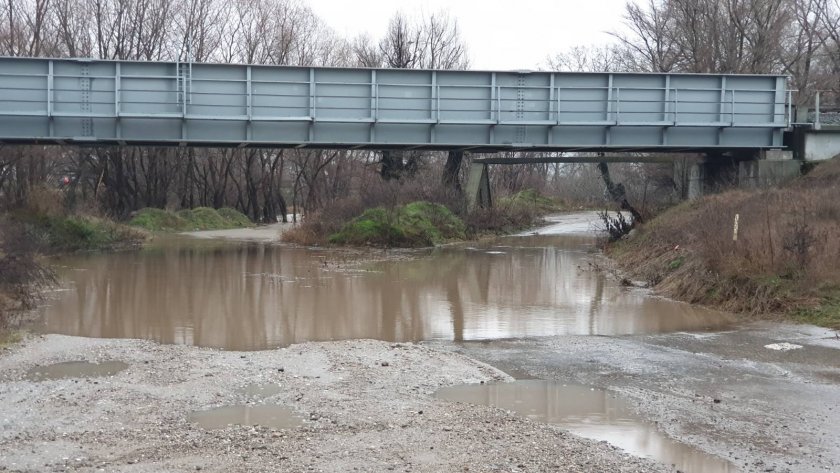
[25,361,128,381]
[188,405,303,430]
[33,213,733,350]
[436,380,736,473]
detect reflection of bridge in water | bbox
[1,56,835,202]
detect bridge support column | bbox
[738,151,801,189]
[675,151,801,200]
[466,162,492,210]
[673,158,706,200]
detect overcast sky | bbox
[305,0,629,70]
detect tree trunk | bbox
[597,162,644,223]
[441,150,464,193]
[379,150,403,180]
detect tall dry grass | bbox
[613,158,840,318]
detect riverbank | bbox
[0,334,664,472]
[607,157,840,329]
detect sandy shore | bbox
[0,335,665,472]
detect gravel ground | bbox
[444,322,840,473]
[0,335,668,472]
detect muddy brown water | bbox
[33,223,732,351]
[188,405,303,430]
[436,380,736,473]
[25,361,128,381]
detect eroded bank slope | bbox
[609,157,840,329]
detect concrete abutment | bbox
[673,151,801,200]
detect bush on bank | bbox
[13,212,146,253]
[129,207,253,232]
[0,217,55,320]
[327,201,466,247]
[608,157,840,329]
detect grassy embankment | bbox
[128,207,253,232]
[609,157,840,329]
[284,189,564,248]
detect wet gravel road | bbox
[0,335,667,472]
[440,322,840,473]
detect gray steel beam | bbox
[473,155,679,164]
[0,57,788,151]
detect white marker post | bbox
[733,214,740,242]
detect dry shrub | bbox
[613,158,840,317]
[0,217,56,321]
[462,200,546,236]
[22,185,65,217]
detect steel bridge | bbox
[0,57,788,152]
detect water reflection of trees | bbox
[41,237,731,349]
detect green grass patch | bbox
[128,208,188,232]
[328,201,466,247]
[130,207,253,232]
[791,293,840,330]
[667,255,685,270]
[17,213,146,253]
[0,330,22,348]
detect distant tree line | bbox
[2,0,839,220]
[550,0,840,109]
[0,0,469,220]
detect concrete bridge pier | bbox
[466,162,492,210]
[674,151,801,200]
[737,151,802,189]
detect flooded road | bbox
[33,215,731,350]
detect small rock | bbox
[380,361,389,367]
[713,399,722,404]
[277,368,285,373]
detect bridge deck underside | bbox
[0,58,788,151]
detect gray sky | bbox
[305,0,629,70]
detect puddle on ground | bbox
[236,383,283,398]
[25,361,128,381]
[436,380,736,473]
[188,405,303,430]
